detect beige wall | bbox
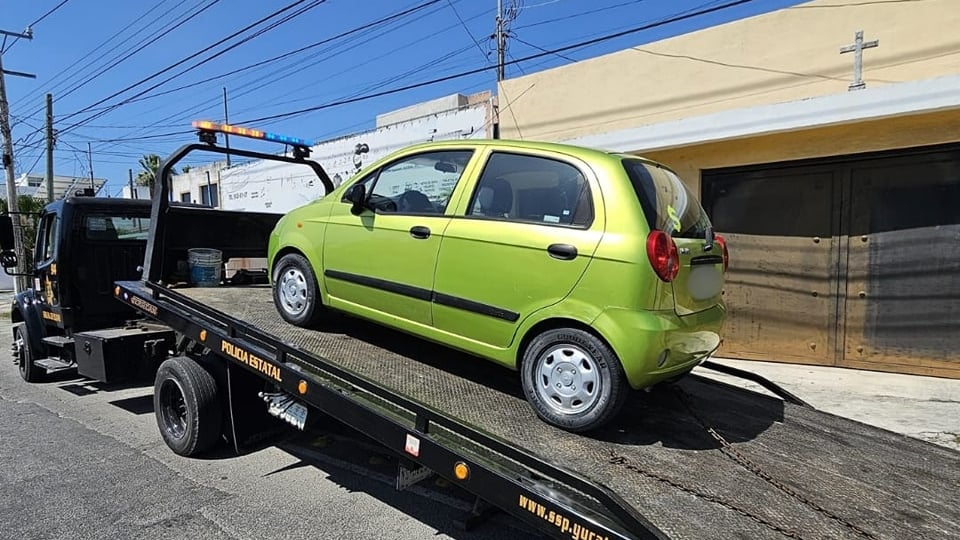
[499,0,960,142]
[645,108,960,195]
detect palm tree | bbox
[136,154,177,191]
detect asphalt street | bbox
[0,311,537,540]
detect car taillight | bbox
[715,233,729,272]
[646,230,679,282]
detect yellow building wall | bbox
[644,109,960,195]
[498,0,960,142]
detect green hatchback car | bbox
[268,139,726,432]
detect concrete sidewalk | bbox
[695,357,960,451]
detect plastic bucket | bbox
[188,248,222,287]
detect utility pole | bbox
[87,142,94,191]
[45,93,54,202]
[222,87,231,167]
[496,0,505,82]
[493,0,504,139]
[128,169,135,199]
[0,26,36,293]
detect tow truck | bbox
[3,122,957,540]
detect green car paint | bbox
[268,139,725,393]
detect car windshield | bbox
[622,158,712,238]
[83,214,152,241]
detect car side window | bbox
[356,150,474,215]
[468,152,593,227]
[36,214,59,263]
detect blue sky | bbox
[3,0,801,196]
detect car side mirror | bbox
[346,183,368,216]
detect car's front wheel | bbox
[273,253,324,328]
[520,328,629,432]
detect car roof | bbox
[395,138,663,168]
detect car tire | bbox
[272,253,325,328]
[154,356,222,457]
[14,323,44,383]
[520,328,629,432]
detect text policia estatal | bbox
[221,340,282,383]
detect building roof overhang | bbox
[563,74,960,153]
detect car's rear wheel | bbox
[520,328,629,432]
[273,253,324,327]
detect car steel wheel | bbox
[278,267,309,316]
[158,378,188,441]
[534,344,601,415]
[14,329,25,377]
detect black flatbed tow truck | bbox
[8,123,960,540]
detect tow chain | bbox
[607,453,807,540]
[672,386,879,540]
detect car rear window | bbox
[622,158,711,238]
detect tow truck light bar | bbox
[191,120,313,149]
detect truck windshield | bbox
[83,215,152,241]
[622,158,712,239]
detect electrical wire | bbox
[3,0,72,53]
[58,0,319,128]
[237,0,758,126]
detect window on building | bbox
[200,183,218,207]
[468,152,593,227]
[180,192,191,203]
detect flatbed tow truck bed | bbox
[120,281,960,540]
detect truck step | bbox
[34,357,75,373]
[42,335,75,349]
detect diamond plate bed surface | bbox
[178,285,960,540]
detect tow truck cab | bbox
[2,195,175,383]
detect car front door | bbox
[432,149,603,350]
[322,149,476,327]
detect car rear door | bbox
[431,149,603,349]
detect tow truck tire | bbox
[272,253,324,327]
[154,356,222,457]
[14,323,44,383]
[520,328,629,432]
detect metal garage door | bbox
[702,143,960,378]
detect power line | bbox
[83,0,447,111]
[446,0,490,62]
[59,0,318,128]
[94,0,464,145]
[238,0,758,126]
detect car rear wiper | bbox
[704,226,715,252]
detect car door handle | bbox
[547,243,578,260]
[409,226,431,239]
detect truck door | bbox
[33,211,63,327]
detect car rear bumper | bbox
[591,303,725,389]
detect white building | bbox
[169,91,495,213]
[1,173,107,201]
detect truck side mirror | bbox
[346,184,368,216]
[0,215,15,251]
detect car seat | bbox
[475,178,513,218]
[398,190,434,213]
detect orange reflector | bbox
[199,329,207,342]
[298,380,308,394]
[454,461,470,481]
[114,286,120,296]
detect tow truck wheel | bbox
[154,356,222,457]
[521,328,629,432]
[14,323,44,383]
[273,253,324,327]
